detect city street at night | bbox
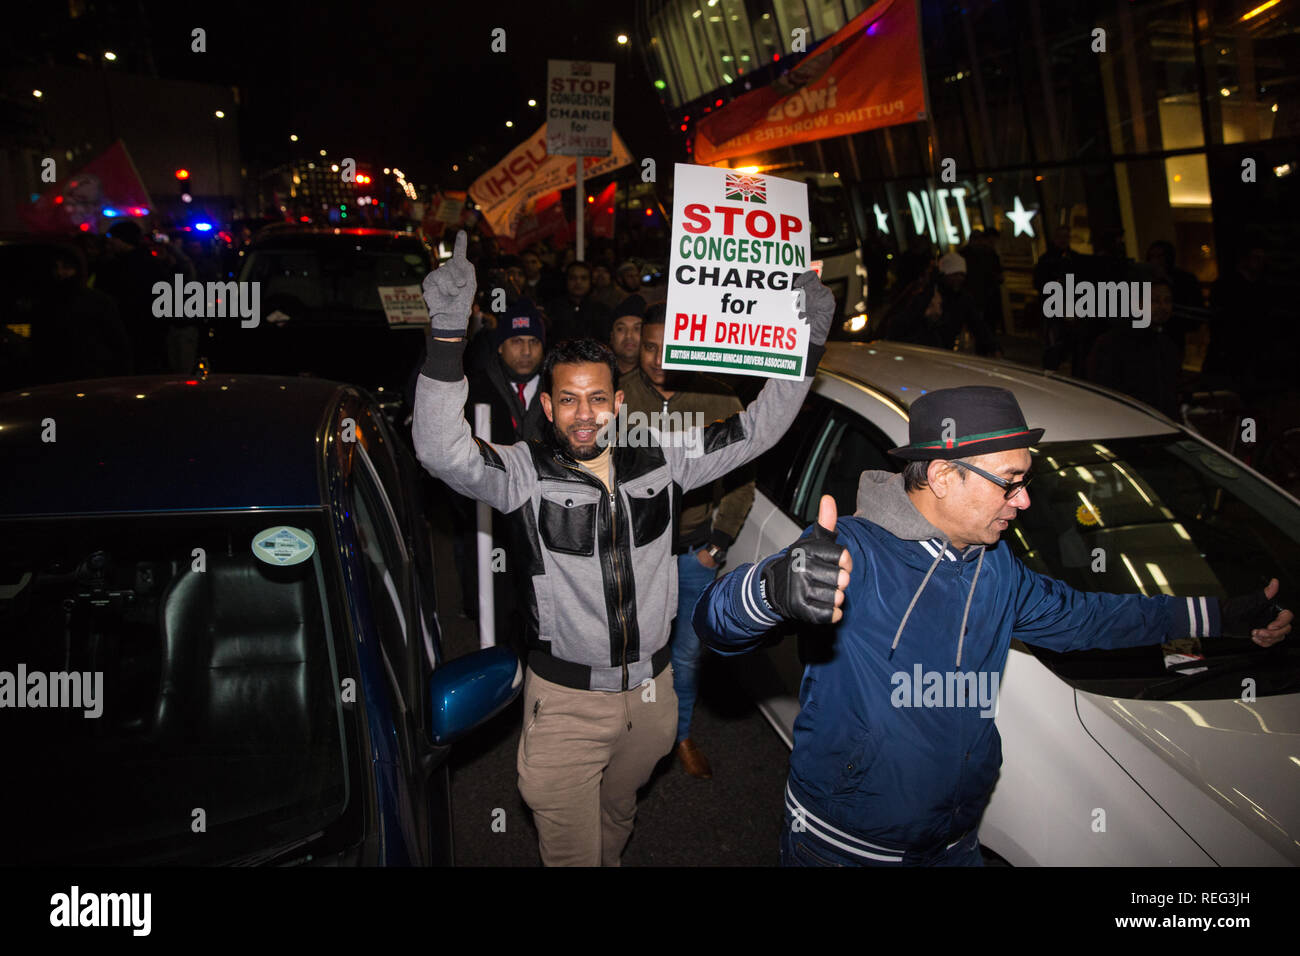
[2,0,1299,937]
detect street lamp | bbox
[103,51,117,61]
[214,110,225,119]
[617,34,628,44]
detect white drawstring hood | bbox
[856,470,986,666]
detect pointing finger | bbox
[453,229,467,261]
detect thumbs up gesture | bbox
[759,495,853,624]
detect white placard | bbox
[377,285,428,327]
[663,164,812,380]
[546,60,614,157]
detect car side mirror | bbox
[428,645,521,746]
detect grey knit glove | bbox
[421,230,477,337]
[793,270,836,346]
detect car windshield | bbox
[239,243,430,317]
[0,511,357,864]
[1007,436,1300,700]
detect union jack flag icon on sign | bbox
[724,173,766,203]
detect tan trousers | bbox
[516,664,678,866]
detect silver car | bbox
[727,341,1300,865]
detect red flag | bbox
[20,140,154,234]
[694,0,926,164]
[510,191,569,251]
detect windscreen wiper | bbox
[1136,649,1279,699]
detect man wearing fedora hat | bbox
[694,384,1292,866]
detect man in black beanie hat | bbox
[695,384,1292,866]
[607,294,645,378]
[467,298,547,445]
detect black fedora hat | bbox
[889,386,1044,460]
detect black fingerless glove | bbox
[1218,590,1285,638]
[759,524,843,624]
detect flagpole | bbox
[576,157,585,262]
[912,0,947,252]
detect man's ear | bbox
[613,389,625,416]
[927,460,954,499]
[540,391,554,422]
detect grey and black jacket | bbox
[413,338,823,691]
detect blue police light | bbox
[102,207,120,217]
[194,222,213,232]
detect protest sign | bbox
[377,285,428,327]
[547,60,615,157]
[663,164,811,380]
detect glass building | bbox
[637,0,1299,328]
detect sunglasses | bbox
[951,459,1034,499]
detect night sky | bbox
[138,0,681,188]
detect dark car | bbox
[0,374,519,865]
[203,227,434,411]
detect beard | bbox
[549,419,606,461]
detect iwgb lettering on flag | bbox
[693,0,926,164]
[663,164,811,381]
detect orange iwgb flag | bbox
[694,0,926,165]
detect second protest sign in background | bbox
[663,164,811,380]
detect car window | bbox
[358,409,408,531]
[1008,436,1300,700]
[351,442,413,715]
[0,511,356,864]
[808,183,857,257]
[753,393,830,514]
[241,244,429,315]
[791,403,899,525]
[360,404,441,680]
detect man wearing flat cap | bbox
[694,385,1292,866]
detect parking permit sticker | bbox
[252,526,316,566]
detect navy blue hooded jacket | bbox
[693,469,1219,861]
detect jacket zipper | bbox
[560,456,631,691]
[612,484,629,693]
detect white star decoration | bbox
[1006,195,1037,238]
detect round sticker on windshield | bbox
[252,526,316,566]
